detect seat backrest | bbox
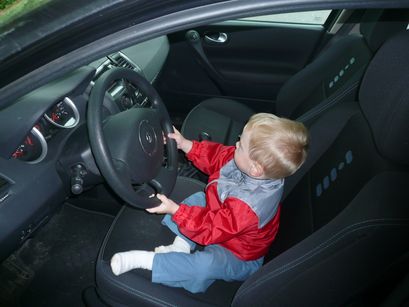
[276,9,409,120]
[181,10,409,148]
[232,30,409,307]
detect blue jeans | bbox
[161,191,206,250]
[153,192,263,293]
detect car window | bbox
[0,0,50,28]
[241,10,332,25]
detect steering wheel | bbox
[87,67,178,208]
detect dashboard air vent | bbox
[110,52,136,70]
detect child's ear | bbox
[250,162,264,178]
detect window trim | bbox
[236,10,339,27]
[214,19,325,30]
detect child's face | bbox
[234,127,255,176]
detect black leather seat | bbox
[181,9,409,145]
[95,30,409,306]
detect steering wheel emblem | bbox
[139,120,158,156]
[146,132,153,143]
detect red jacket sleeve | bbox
[186,141,235,175]
[172,197,259,245]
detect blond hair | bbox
[245,113,309,179]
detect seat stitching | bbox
[297,80,360,123]
[261,219,409,278]
[98,206,178,307]
[239,218,409,293]
[99,265,178,307]
[236,218,409,298]
[303,81,357,118]
[97,177,205,306]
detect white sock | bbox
[110,250,154,276]
[154,236,191,254]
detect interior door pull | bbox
[205,32,228,44]
[185,30,225,94]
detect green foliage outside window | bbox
[0,0,50,28]
[0,0,18,10]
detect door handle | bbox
[204,32,228,44]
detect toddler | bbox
[110,113,309,293]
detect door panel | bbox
[202,22,326,97]
[156,20,332,119]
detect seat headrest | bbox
[360,9,409,52]
[359,30,409,166]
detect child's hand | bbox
[146,194,179,215]
[168,127,193,154]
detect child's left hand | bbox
[146,194,179,215]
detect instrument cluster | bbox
[11,97,80,164]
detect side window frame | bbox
[239,10,341,28]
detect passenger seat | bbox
[181,9,409,145]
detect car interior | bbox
[179,9,409,145]
[0,6,409,307]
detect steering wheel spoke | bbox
[112,158,133,184]
[153,165,177,196]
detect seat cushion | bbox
[96,177,242,306]
[233,171,409,307]
[181,97,254,145]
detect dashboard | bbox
[11,97,80,164]
[0,36,170,261]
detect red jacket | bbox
[172,141,282,261]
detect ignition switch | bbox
[71,164,87,195]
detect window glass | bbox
[0,0,51,28]
[241,10,332,25]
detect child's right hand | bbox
[168,127,193,154]
[146,194,179,215]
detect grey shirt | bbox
[207,159,284,228]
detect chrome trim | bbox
[95,58,111,76]
[110,84,125,97]
[139,96,149,107]
[28,127,48,164]
[0,193,10,203]
[44,97,80,129]
[205,32,228,43]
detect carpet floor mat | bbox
[0,203,114,307]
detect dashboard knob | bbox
[70,164,86,195]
